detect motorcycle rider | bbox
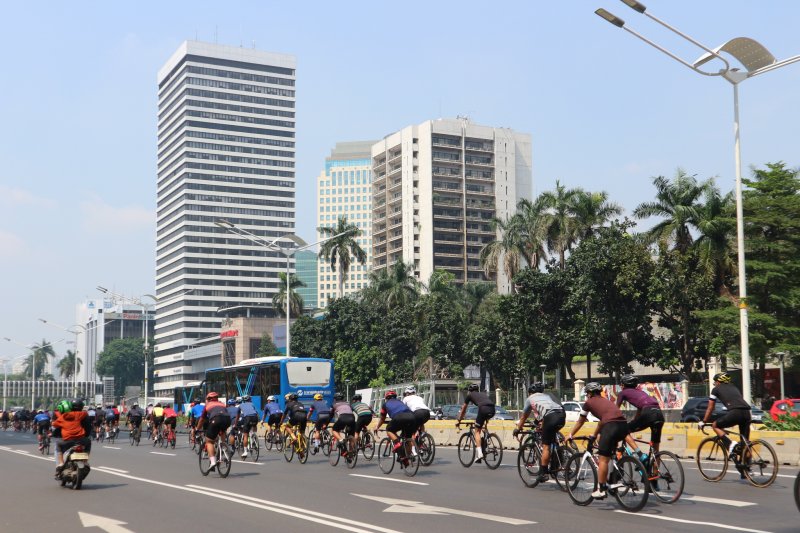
[52,399,91,478]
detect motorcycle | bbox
[56,443,91,490]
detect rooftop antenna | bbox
[214,26,218,44]
[252,40,256,49]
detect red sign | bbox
[220,329,239,339]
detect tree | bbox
[416,292,467,378]
[318,216,367,300]
[272,272,305,318]
[290,315,327,358]
[694,183,736,298]
[58,349,82,380]
[255,333,282,358]
[96,338,146,397]
[364,260,421,310]
[479,215,529,286]
[515,196,550,269]
[540,180,583,269]
[24,339,55,379]
[571,190,623,240]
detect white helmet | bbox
[267,395,276,402]
[404,386,416,395]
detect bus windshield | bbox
[286,361,331,387]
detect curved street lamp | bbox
[3,337,64,410]
[38,319,87,396]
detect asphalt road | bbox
[0,428,797,533]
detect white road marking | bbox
[149,451,176,456]
[232,460,264,465]
[352,494,535,526]
[78,512,134,533]
[349,473,429,486]
[97,466,129,474]
[688,464,796,479]
[5,448,53,461]
[684,495,756,507]
[614,510,773,533]
[103,446,121,450]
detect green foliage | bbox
[332,347,382,390]
[318,215,367,300]
[761,413,800,431]
[96,338,148,397]
[272,272,305,318]
[23,339,55,379]
[255,333,282,358]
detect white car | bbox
[562,401,600,422]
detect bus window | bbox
[285,361,331,387]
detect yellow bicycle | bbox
[282,424,308,464]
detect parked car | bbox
[437,404,514,420]
[769,398,800,422]
[562,401,599,422]
[680,397,764,424]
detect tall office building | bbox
[295,250,318,310]
[154,41,296,394]
[371,118,532,292]
[316,141,377,307]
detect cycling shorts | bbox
[413,409,430,429]
[164,417,177,429]
[153,416,164,427]
[206,414,231,441]
[540,410,566,445]
[386,411,416,438]
[474,405,496,429]
[266,413,283,426]
[332,414,356,434]
[240,414,259,432]
[128,417,143,428]
[596,420,629,458]
[287,412,307,434]
[314,413,331,431]
[92,417,104,427]
[37,421,51,435]
[355,414,373,433]
[627,407,664,444]
[714,408,751,441]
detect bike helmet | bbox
[242,395,251,402]
[227,399,237,406]
[284,393,293,401]
[155,403,162,408]
[713,372,732,384]
[621,374,639,387]
[132,404,139,409]
[351,394,362,402]
[72,399,85,411]
[235,396,242,403]
[313,393,323,401]
[467,383,479,392]
[267,395,276,402]
[404,386,416,395]
[206,392,219,401]
[528,382,545,394]
[289,393,299,401]
[384,390,397,400]
[334,392,344,401]
[194,397,201,404]
[56,400,72,414]
[584,382,603,394]
[37,409,43,414]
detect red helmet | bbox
[384,390,397,399]
[206,392,219,401]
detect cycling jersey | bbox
[351,401,374,417]
[581,396,626,423]
[331,401,353,417]
[262,402,283,421]
[284,400,305,418]
[190,403,205,419]
[105,409,116,420]
[523,392,563,421]
[380,398,411,419]
[33,413,51,424]
[152,407,164,418]
[127,407,144,419]
[616,387,660,410]
[464,391,494,408]
[202,400,227,420]
[226,406,240,420]
[710,383,750,411]
[402,394,429,412]
[163,407,178,419]
[309,400,331,418]
[239,401,258,417]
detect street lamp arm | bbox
[620,24,726,77]
[299,228,357,252]
[749,54,800,78]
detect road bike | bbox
[456,421,503,469]
[358,429,375,460]
[625,436,684,503]
[328,428,358,469]
[192,429,206,455]
[283,425,308,464]
[242,426,260,461]
[199,435,232,478]
[414,428,436,466]
[264,425,284,452]
[129,424,141,446]
[565,436,650,512]
[152,425,164,447]
[307,423,332,457]
[515,425,574,490]
[696,425,778,488]
[106,425,119,444]
[40,432,52,455]
[377,429,419,477]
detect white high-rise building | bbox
[154,41,296,394]
[316,141,376,307]
[371,118,532,293]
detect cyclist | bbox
[195,392,230,472]
[261,395,284,437]
[237,395,259,458]
[566,382,629,499]
[127,403,144,437]
[700,372,751,459]
[402,386,431,434]
[189,398,205,445]
[456,383,495,464]
[1,408,9,430]
[330,392,356,453]
[375,390,416,455]
[308,393,332,454]
[150,403,165,441]
[163,404,178,442]
[104,405,117,438]
[280,393,308,444]
[93,405,105,440]
[52,399,91,478]
[616,374,662,461]
[33,409,52,450]
[225,399,241,453]
[514,382,565,483]
[350,394,374,444]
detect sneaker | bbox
[208,463,216,472]
[311,446,319,455]
[392,441,402,452]
[241,451,248,459]
[591,488,607,499]
[536,471,549,483]
[474,457,483,464]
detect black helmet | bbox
[528,382,545,394]
[621,374,639,387]
[289,393,299,401]
[584,382,603,394]
[334,392,344,401]
[467,383,479,392]
[351,394,362,402]
[72,399,85,411]
[713,372,732,384]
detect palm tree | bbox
[58,349,82,380]
[24,338,55,379]
[427,269,459,300]
[273,272,306,317]
[633,169,710,254]
[318,216,367,300]
[571,190,623,239]
[460,281,496,322]
[515,196,549,269]
[479,215,528,287]
[365,260,422,310]
[694,183,736,297]
[540,180,583,269]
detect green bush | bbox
[761,413,800,431]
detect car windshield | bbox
[495,406,510,414]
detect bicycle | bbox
[152,425,164,447]
[308,423,332,456]
[263,425,284,452]
[516,425,574,490]
[198,435,232,478]
[377,429,419,477]
[357,429,375,461]
[456,421,503,469]
[106,425,119,444]
[414,428,436,466]
[283,425,308,464]
[329,428,358,469]
[40,433,52,455]
[625,437,684,503]
[565,436,650,512]
[129,425,141,446]
[244,427,260,461]
[696,425,778,488]
[192,429,206,455]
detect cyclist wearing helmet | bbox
[280,393,307,443]
[237,395,259,458]
[616,374,662,461]
[261,395,284,432]
[350,394,374,443]
[225,399,241,454]
[308,393,332,454]
[514,383,565,483]
[33,409,52,450]
[52,399,90,477]
[150,403,165,442]
[163,404,178,443]
[375,390,416,455]
[330,392,356,451]
[196,392,230,471]
[456,383,495,464]
[189,399,205,445]
[702,372,751,459]
[126,404,144,435]
[566,382,628,499]
[402,386,431,434]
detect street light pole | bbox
[595,0,800,403]
[540,364,546,385]
[38,319,87,397]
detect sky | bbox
[1,1,798,365]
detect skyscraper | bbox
[371,118,532,292]
[294,250,318,310]
[316,141,376,307]
[154,41,296,394]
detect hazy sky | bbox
[1,1,798,363]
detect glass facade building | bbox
[295,250,318,310]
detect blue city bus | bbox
[202,356,334,413]
[173,381,204,413]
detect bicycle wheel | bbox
[404,444,420,477]
[696,436,728,482]
[794,471,800,512]
[321,430,332,457]
[250,434,260,462]
[649,451,684,503]
[329,438,341,466]
[378,437,395,474]
[346,436,358,469]
[741,439,778,488]
[483,433,503,470]
[565,453,597,506]
[199,446,212,476]
[457,432,475,467]
[361,432,375,461]
[517,441,542,488]
[283,434,294,462]
[297,434,308,464]
[553,446,574,492]
[264,429,274,451]
[417,432,436,466]
[611,455,649,512]
[275,431,284,452]
[217,445,231,478]
[152,434,158,447]
[130,431,135,446]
